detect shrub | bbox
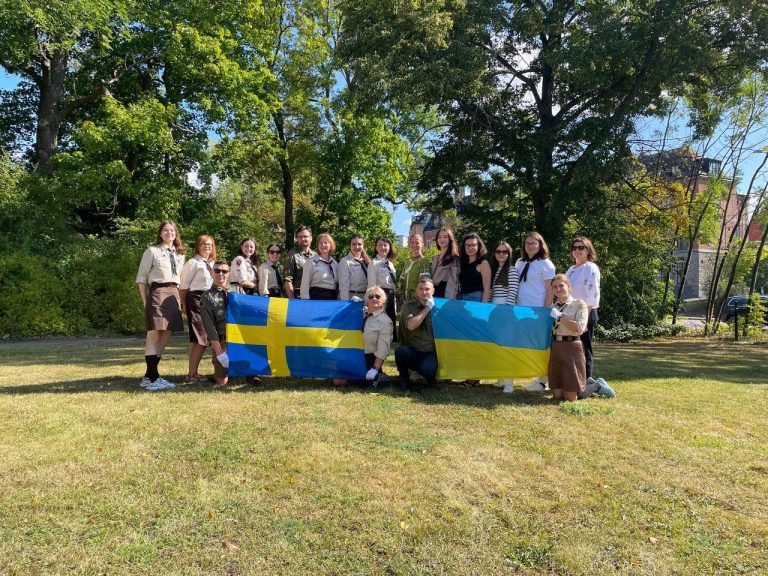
[596,322,687,342]
[0,252,70,338]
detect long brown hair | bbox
[519,231,549,262]
[491,241,514,285]
[350,233,371,266]
[435,226,459,265]
[154,220,186,254]
[238,237,259,265]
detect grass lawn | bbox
[0,336,766,575]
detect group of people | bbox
[136,221,614,400]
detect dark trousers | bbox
[580,308,598,378]
[395,345,437,384]
[383,288,397,339]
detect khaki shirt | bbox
[179,255,213,291]
[338,253,369,299]
[300,255,338,299]
[136,245,185,285]
[553,296,588,336]
[283,248,316,289]
[258,261,282,296]
[400,300,435,353]
[363,309,393,360]
[367,256,397,291]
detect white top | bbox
[230,256,258,288]
[566,261,600,309]
[338,253,369,299]
[514,258,556,307]
[179,254,213,291]
[367,256,397,291]
[363,309,393,360]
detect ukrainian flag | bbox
[226,293,367,379]
[432,299,552,379]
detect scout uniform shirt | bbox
[552,296,588,338]
[258,260,283,296]
[299,255,339,299]
[363,308,393,360]
[283,247,316,297]
[400,299,435,353]
[201,285,228,343]
[367,256,397,291]
[179,254,213,292]
[230,255,258,291]
[136,244,185,285]
[338,253,369,299]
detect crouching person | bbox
[363,286,393,388]
[395,278,437,390]
[201,260,231,386]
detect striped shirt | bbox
[491,265,520,305]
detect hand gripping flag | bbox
[431,299,553,380]
[226,293,367,379]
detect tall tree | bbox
[341,0,768,246]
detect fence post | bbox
[734,308,739,342]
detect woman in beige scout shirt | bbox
[548,274,614,401]
[179,235,216,383]
[136,221,186,391]
[362,286,393,388]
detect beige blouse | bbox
[552,296,588,337]
[136,245,185,286]
[363,309,393,360]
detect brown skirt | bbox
[548,340,586,393]
[185,290,209,346]
[145,285,184,332]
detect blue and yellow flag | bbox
[226,294,367,379]
[431,299,552,379]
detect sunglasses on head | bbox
[213,269,229,274]
[367,294,382,300]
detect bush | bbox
[0,252,70,338]
[55,239,145,335]
[596,322,687,342]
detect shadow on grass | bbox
[598,339,767,384]
[0,374,557,407]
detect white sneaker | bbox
[146,377,175,391]
[502,384,514,394]
[139,377,151,388]
[525,378,549,392]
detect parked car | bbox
[724,294,768,322]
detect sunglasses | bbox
[268,250,281,254]
[494,249,509,254]
[213,269,229,274]
[571,245,587,251]
[367,294,382,300]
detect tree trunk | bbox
[748,213,768,296]
[34,50,68,171]
[273,112,294,249]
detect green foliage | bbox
[743,292,768,343]
[0,252,69,339]
[596,323,687,343]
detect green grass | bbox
[0,336,766,575]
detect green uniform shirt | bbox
[398,255,432,303]
[400,300,435,353]
[201,286,228,342]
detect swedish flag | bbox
[226,293,367,379]
[432,299,552,379]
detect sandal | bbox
[185,373,207,383]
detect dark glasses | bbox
[367,294,382,300]
[494,249,509,254]
[268,250,281,254]
[213,269,229,274]
[571,245,586,251]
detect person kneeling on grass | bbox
[201,260,232,386]
[362,285,393,388]
[549,274,614,401]
[395,278,437,391]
